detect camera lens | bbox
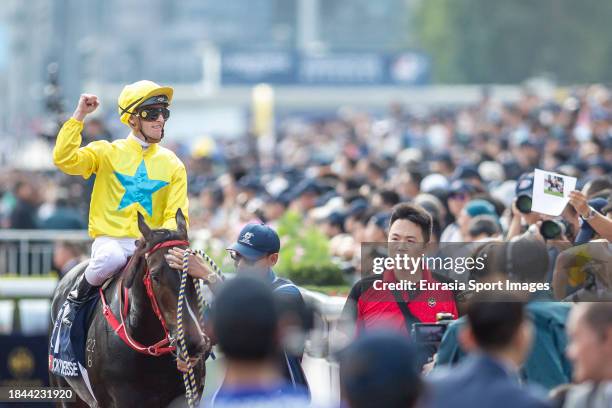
[516,195,532,214]
[540,220,562,240]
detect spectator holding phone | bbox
[340,203,458,338]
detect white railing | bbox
[0,229,90,276]
[0,229,227,276]
[0,276,59,334]
[300,289,345,406]
[0,276,347,344]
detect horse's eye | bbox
[151,274,160,283]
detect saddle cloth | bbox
[49,291,99,378]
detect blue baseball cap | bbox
[587,157,612,173]
[515,172,534,198]
[452,164,482,181]
[227,223,281,260]
[326,211,346,227]
[264,194,289,208]
[448,179,476,195]
[237,176,261,192]
[347,199,368,217]
[519,140,538,149]
[291,179,321,199]
[315,191,338,207]
[369,212,391,232]
[575,197,608,244]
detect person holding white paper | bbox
[569,190,612,242]
[531,169,577,217]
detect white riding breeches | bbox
[84,237,137,286]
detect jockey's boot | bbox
[62,274,98,326]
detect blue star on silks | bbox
[114,160,168,216]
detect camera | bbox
[540,219,571,240]
[516,194,532,214]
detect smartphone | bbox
[412,323,448,345]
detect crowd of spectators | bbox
[204,274,612,408]
[2,85,611,282]
[1,84,611,406]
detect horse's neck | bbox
[119,270,165,344]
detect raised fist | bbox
[72,94,99,121]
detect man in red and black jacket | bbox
[341,203,458,337]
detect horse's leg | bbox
[49,373,69,408]
[49,373,90,408]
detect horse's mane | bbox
[146,228,186,248]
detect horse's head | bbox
[124,208,208,360]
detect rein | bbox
[177,248,224,408]
[99,240,189,356]
[99,238,222,408]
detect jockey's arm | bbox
[162,164,189,230]
[52,118,107,178]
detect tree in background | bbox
[413,0,612,84]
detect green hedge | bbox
[196,210,348,287]
[275,210,346,286]
[281,263,345,286]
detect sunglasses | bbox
[229,250,264,265]
[137,107,170,122]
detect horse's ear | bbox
[137,212,152,240]
[175,208,187,239]
[124,239,146,288]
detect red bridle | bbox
[100,239,190,356]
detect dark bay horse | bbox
[50,209,208,407]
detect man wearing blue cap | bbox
[225,223,282,270]
[289,179,321,213]
[457,199,498,241]
[452,165,483,188]
[572,197,608,244]
[440,180,476,242]
[507,173,546,240]
[166,223,310,394]
[569,190,612,242]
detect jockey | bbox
[53,80,189,324]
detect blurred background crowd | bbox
[2,85,611,291]
[0,1,611,407]
[0,0,610,287]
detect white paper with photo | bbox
[531,168,576,216]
